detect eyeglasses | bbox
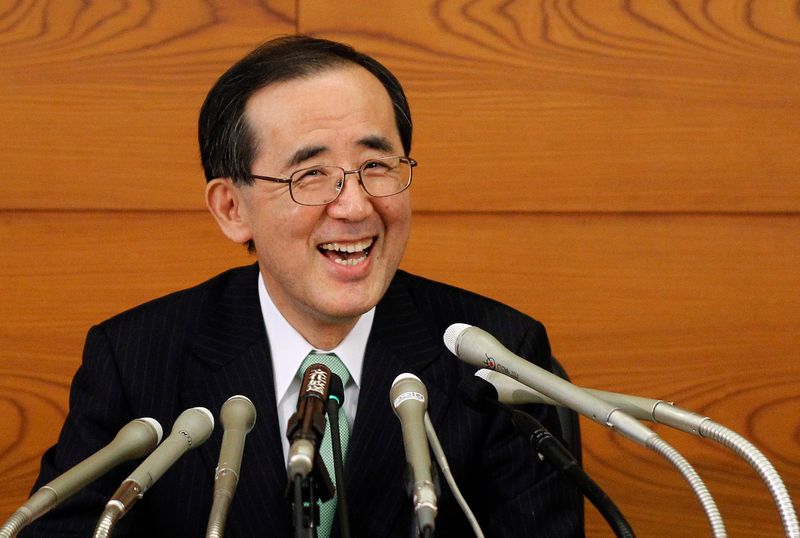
[250,155,416,206]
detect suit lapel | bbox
[180,264,291,536]
[345,272,452,534]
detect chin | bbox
[316,290,381,322]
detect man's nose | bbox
[327,171,373,219]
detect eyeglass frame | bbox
[249,155,417,206]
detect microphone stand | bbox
[403,457,440,538]
[288,451,334,538]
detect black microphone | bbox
[286,363,332,480]
[390,373,437,536]
[326,374,351,538]
[461,375,636,538]
[0,418,162,538]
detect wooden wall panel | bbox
[2,1,799,211]
[302,0,800,213]
[0,211,248,518]
[0,0,295,210]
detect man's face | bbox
[233,66,411,335]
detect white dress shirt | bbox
[257,272,374,460]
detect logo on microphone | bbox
[393,391,425,409]
[483,354,519,380]
[305,368,329,396]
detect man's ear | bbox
[205,178,253,244]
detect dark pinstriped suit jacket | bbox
[22,264,583,537]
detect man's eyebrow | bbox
[286,135,396,169]
[287,145,327,168]
[358,135,395,153]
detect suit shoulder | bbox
[392,270,545,337]
[97,264,258,332]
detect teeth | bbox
[319,238,374,253]
[334,254,367,266]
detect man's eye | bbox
[296,167,327,180]
[363,160,391,171]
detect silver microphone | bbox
[476,368,709,434]
[206,395,257,538]
[390,373,437,535]
[0,418,162,538]
[444,324,657,446]
[93,407,214,538]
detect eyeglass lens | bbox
[290,157,411,205]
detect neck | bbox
[260,273,362,350]
[295,317,357,351]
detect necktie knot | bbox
[299,352,351,386]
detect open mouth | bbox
[317,237,375,266]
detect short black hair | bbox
[198,35,412,185]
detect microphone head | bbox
[221,395,257,433]
[443,323,472,355]
[138,417,164,444]
[300,363,332,402]
[390,373,428,415]
[171,407,215,446]
[328,373,345,407]
[107,418,163,460]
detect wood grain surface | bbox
[2,1,798,536]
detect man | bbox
[21,36,583,536]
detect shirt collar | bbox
[257,271,373,402]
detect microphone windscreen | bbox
[443,323,471,355]
[328,374,345,406]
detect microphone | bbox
[326,374,351,538]
[476,368,695,430]
[443,324,657,446]
[0,418,162,538]
[390,373,437,536]
[476,369,800,538]
[206,395,257,538]
[445,324,728,537]
[460,375,635,538]
[93,407,215,538]
[286,363,332,480]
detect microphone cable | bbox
[460,375,634,538]
[422,412,485,538]
[509,409,634,538]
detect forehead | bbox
[243,66,400,164]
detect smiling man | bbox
[205,64,411,350]
[21,36,583,537]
